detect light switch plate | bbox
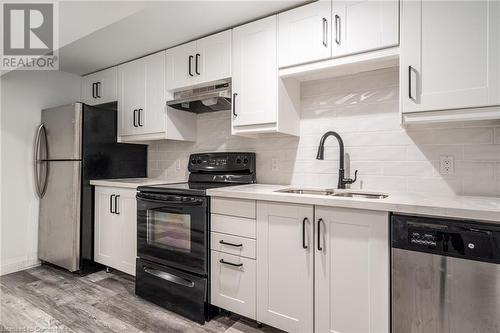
[271,158,279,171]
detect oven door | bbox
[137,192,208,275]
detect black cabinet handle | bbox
[133,109,138,127]
[110,194,115,213]
[302,217,309,249]
[195,53,200,75]
[335,14,341,45]
[232,93,238,118]
[138,108,143,127]
[219,240,243,248]
[92,83,96,99]
[188,55,194,77]
[114,195,120,214]
[95,82,101,98]
[317,218,323,251]
[219,259,243,267]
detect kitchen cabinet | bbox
[332,0,399,58]
[94,186,137,276]
[165,30,231,91]
[118,51,196,142]
[278,1,332,68]
[232,15,300,136]
[315,206,389,333]
[400,0,500,123]
[81,67,118,105]
[210,198,257,320]
[256,202,314,333]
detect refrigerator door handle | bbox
[34,123,49,198]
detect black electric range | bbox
[135,152,256,324]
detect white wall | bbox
[0,70,81,275]
[148,67,500,197]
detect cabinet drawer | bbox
[211,197,255,219]
[211,232,256,259]
[210,251,256,319]
[211,214,256,239]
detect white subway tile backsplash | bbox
[148,67,499,197]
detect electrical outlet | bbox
[271,158,279,171]
[439,155,455,175]
[175,159,181,171]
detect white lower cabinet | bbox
[315,206,390,333]
[210,198,390,333]
[210,250,256,320]
[256,202,314,333]
[94,186,137,276]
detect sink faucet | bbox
[316,131,358,189]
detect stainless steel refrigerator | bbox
[34,102,147,273]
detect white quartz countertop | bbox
[90,178,174,189]
[207,184,500,223]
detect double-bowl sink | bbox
[275,188,388,199]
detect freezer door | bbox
[38,160,81,272]
[41,103,82,160]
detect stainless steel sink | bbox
[275,188,336,196]
[331,192,388,199]
[275,188,388,199]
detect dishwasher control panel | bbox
[392,214,500,264]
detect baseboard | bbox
[0,257,40,276]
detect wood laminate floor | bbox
[0,265,283,333]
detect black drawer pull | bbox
[219,240,243,248]
[219,259,243,267]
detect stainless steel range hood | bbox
[167,80,231,113]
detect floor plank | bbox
[0,265,284,333]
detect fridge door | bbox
[38,160,81,272]
[41,103,82,160]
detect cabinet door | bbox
[278,1,332,68]
[165,41,197,91]
[256,202,314,333]
[195,30,231,84]
[332,0,399,58]
[401,0,500,113]
[118,59,145,136]
[81,67,118,105]
[315,207,389,333]
[94,187,118,268]
[232,16,278,127]
[115,188,137,276]
[141,51,166,135]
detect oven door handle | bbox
[143,267,195,288]
[137,196,205,206]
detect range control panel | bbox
[188,152,256,173]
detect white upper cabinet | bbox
[315,207,389,333]
[232,16,300,136]
[332,0,399,58]
[256,202,314,333]
[81,67,118,105]
[118,51,166,140]
[278,1,332,68]
[165,30,231,91]
[401,0,500,119]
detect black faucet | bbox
[316,131,358,189]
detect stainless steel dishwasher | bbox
[391,214,500,333]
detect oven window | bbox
[147,210,191,253]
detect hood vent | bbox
[167,80,231,113]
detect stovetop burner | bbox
[137,181,241,196]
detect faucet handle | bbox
[344,170,358,185]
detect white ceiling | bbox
[58,1,309,76]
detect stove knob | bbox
[197,159,202,164]
[191,159,196,164]
[243,158,249,164]
[236,158,242,164]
